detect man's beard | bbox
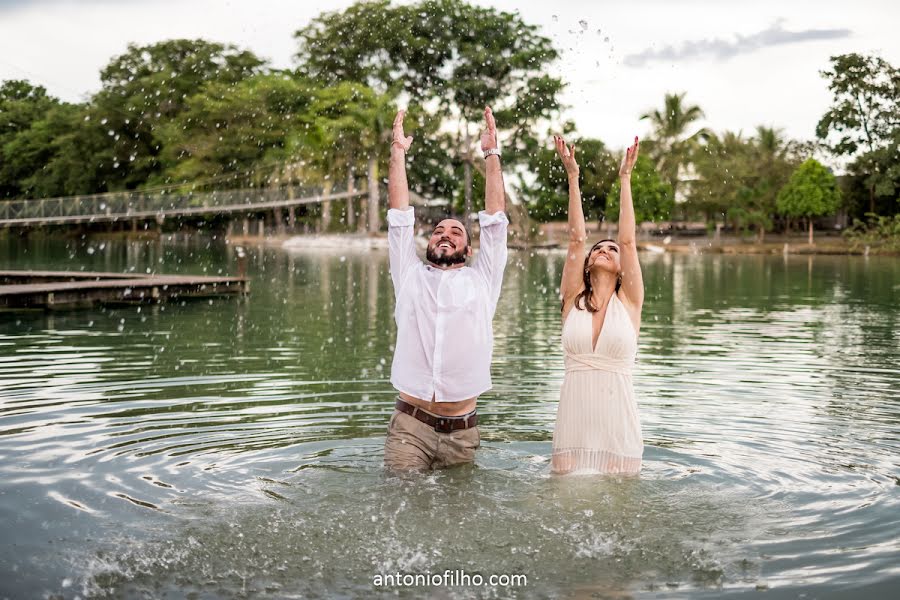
[426,244,468,267]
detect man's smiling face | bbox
[425,219,471,267]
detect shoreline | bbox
[4,229,895,256]
[226,232,896,256]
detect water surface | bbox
[0,236,898,598]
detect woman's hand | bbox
[392,110,414,152]
[554,135,579,180]
[619,136,639,178]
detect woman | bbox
[550,134,644,475]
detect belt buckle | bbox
[434,417,453,434]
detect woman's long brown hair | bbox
[564,239,622,313]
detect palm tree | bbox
[751,126,799,242]
[640,92,708,201]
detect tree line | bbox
[0,0,897,240]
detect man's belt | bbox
[395,399,478,433]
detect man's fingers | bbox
[394,110,408,136]
[485,106,496,133]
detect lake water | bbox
[0,236,898,599]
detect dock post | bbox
[236,246,247,279]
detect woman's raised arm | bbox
[555,135,586,315]
[617,137,644,309]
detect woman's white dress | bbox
[551,293,643,474]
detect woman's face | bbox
[586,240,621,275]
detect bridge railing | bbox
[0,184,356,224]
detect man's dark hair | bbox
[443,214,472,248]
[426,214,472,267]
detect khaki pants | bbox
[383,409,480,471]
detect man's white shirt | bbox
[387,207,508,402]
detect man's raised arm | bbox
[387,110,417,295]
[389,110,413,210]
[473,106,508,314]
[481,106,505,215]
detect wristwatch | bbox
[483,148,501,159]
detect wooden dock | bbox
[0,270,249,309]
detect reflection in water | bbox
[0,237,898,598]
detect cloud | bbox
[623,22,852,67]
[0,0,152,13]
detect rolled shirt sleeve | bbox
[471,210,509,315]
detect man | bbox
[384,106,508,471]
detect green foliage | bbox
[846,128,900,211]
[0,82,118,198]
[640,91,708,198]
[295,0,563,201]
[94,39,266,189]
[816,54,898,157]
[816,53,900,215]
[843,214,900,251]
[521,138,617,222]
[0,81,60,197]
[156,74,318,187]
[605,155,673,223]
[776,159,841,219]
[1,6,890,248]
[688,127,805,236]
[305,81,397,183]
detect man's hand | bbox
[392,110,414,152]
[554,135,579,180]
[481,106,498,152]
[619,136,639,179]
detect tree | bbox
[294,0,563,214]
[0,80,60,198]
[776,159,841,244]
[605,154,673,224]
[816,53,900,214]
[684,130,749,226]
[0,81,117,198]
[522,137,618,222]
[94,39,265,190]
[306,82,396,231]
[687,127,806,240]
[640,92,708,200]
[156,74,318,188]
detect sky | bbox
[0,0,897,155]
